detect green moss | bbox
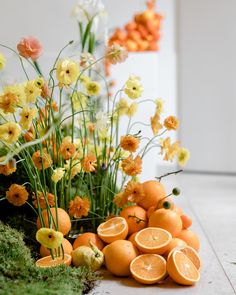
[0,222,99,295]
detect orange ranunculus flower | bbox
[120,135,140,153]
[32,148,52,170]
[121,155,142,176]
[0,158,16,176]
[6,184,28,206]
[32,191,55,209]
[24,126,35,142]
[59,140,76,160]
[69,196,90,218]
[150,111,162,135]
[164,116,179,131]
[82,154,97,173]
[123,181,145,203]
[113,192,128,208]
[17,36,43,61]
[0,92,18,114]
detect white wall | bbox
[178,0,236,173]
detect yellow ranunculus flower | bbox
[34,77,44,89]
[178,147,190,166]
[155,98,164,114]
[0,122,21,144]
[4,83,26,107]
[36,228,63,249]
[0,92,18,114]
[65,159,81,179]
[0,53,6,70]
[51,167,65,183]
[25,80,41,103]
[126,102,138,117]
[116,98,129,116]
[19,106,38,130]
[86,81,101,96]
[56,59,80,87]
[124,75,143,99]
[71,91,87,111]
[79,75,91,85]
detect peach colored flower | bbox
[123,181,145,203]
[113,192,128,208]
[82,154,97,173]
[59,140,76,160]
[105,44,128,64]
[32,191,55,209]
[120,135,140,153]
[6,184,28,207]
[150,111,163,135]
[17,36,43,61]
[69,196,90,218]
[0,92,19,114]
[0,158,16,176]
[164,116,179,131]
[32,148,52,170]
[121,155,142,176]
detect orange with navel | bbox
[138,180,166,210]
[40,238,73,257]
[130,254,167,284]
[36,208,71,236]
[120,205,147,235]
[97,216,128,244]
[135,227,172,255]
[104,240,139,276]
[73,232,104,250]
[148,208,183,237]
[177,229,200,251]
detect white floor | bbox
[90,173,236,295]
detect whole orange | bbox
[36,208,71,236]
[138,180,166,210]
[177,230,200,251]
[40,238,73,257]
[181,214,193,229]
[164,238,187,256]
[148,208,182,237]
[73,232,104,251]
[120,205,147,235]
[128,232,139,248]
[104,240,139,276]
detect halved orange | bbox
[135,227,172,254]
[97,216,128,243]
[167,250,200,285]
[35,254,72,268]
[130,254,167,284]
[169,245,201,270]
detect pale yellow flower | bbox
[0,122,21,144]
[155,98,164,114]
[19,106,38,130]
[124,76,143,99]
[150,111,162,135]
[25,80,41,103]
[116,98,129,116]
[51,167,65,183]
[98,127,109,141]
[178,147,190,166]
[126,102,138,117]
[56,59,80,87]
[0,53,6,70]
[4,84,26,107]
[160,137,180,162]
[86,81,101,96]
[79,75,91,85]
[71,91,87,111]
[34,77,44,89]
[65,159,81,179]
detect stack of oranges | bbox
[108,0,163,52]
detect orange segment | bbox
[97,216,128,243]
[35,254,72,268]
[167,250,200,285]
[176,245,201,270]
[135,227,172,254]
[130,254,167,284]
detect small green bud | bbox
[172,187,181,196]
[163,201,171,209]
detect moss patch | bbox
[0,222,99,295]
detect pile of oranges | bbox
[36,179,201,287]
[108,0,163,52]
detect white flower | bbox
[51,168,65,183]
[71,0,105,21]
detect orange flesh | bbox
[180,247,201,269]
[137,228,169,248]
[132,255,166,279]
[174,252,199,280]
[36,254,71,267]
[99,218,125,235]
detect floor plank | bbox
[91,173,236,295]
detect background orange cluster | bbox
[108,0,163,52]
